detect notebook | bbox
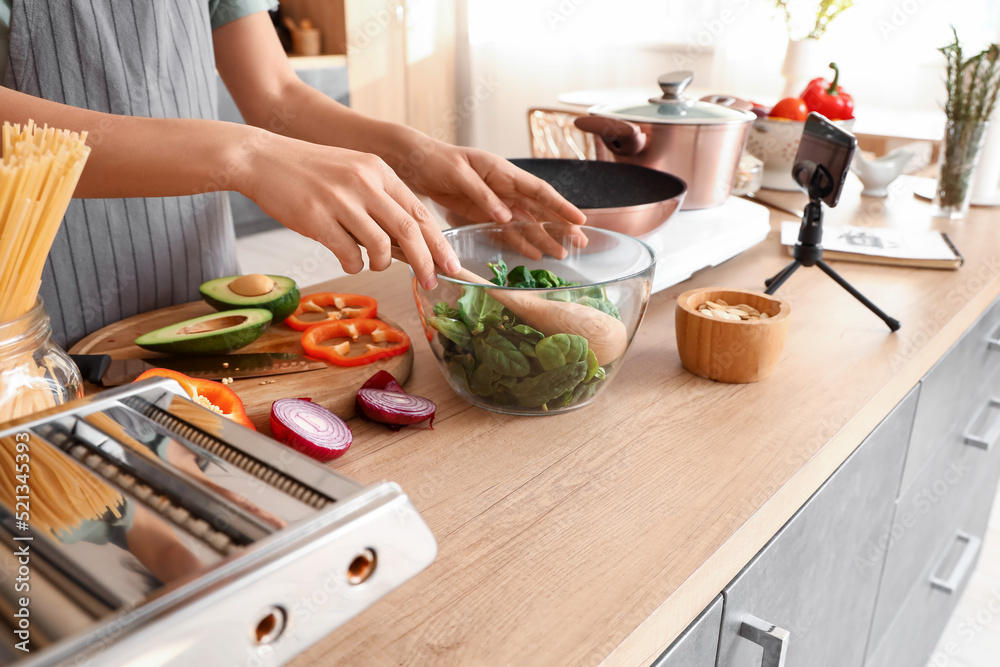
[780,222,964,270]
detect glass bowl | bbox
[411,221,656,416]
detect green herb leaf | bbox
[458,285,504,332]
[535,333,589,371]
[584,349,599,382]
[474,328,531,377]
[508,361,588,407]
[434,302,461,319]
[488,257,508,286]
[575,295,621,320]
[427,316,474,351]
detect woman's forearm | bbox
[0,87,258,199]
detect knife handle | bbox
[70,354,112,385]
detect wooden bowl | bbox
[675,288,791,383]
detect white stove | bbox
[642,196,772,294]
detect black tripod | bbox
[764,196,901,332]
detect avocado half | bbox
[200,275,300,322]
[134,308,273,355]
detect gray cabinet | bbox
[649,596,723,667]
[715,388,917,667]
[865,307,1000,666]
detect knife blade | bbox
[71,353,328,387]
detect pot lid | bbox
[591,71,755,125]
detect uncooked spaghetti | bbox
[0,120,90,321]
[0,435,124,537]
[0,121,91,422]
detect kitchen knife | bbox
[71,353,328,387]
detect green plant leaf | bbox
[427,316,473,350]
[508,361,588,407]
[474,328,531,377]
[535,334,589,371]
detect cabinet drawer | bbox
[716,388,915,667]
[868,384,1000,652]
[649,596,722,667]
[903,299,1000,495]
[866,442,1000,667]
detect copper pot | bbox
[574,72,755,210]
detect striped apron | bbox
[3,0,239,348]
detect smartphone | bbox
[792,112,857,207]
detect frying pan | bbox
[507,158,686,236]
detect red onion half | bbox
[356,388,436,431]
[270,398,353,462]
[359,370,406,394]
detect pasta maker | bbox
[0,378,437,665]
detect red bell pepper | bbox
[301,319,410,367]
[134,368,256,430]
[800,62,855,121]
[285,293,378,331]
[768,97,809,121]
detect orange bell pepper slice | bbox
[301,319,410,367]
[134,368,256,430]
[286,293,378,331]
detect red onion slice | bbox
[356,388,436,431]
[359,370,405,393]
[270,398,353,462]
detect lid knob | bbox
[656,71,694,101]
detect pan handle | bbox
[573,116,646,156]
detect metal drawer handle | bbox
[988,327,1000,351]
[739,615,789,667]
[963,398,1000,450]
[930,531,982,594]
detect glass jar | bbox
[933,119,990,219]
[0,299,82,423]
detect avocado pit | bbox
[229,273,276,297]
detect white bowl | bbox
[746,118,855,191]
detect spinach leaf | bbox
[469,364,499,396]
[474,329,531,377]
[457,285,504,332]
[511,323,544,341]
[519,341,538,358]
[584,348,599,382]
[576,295,621,320]
[434,302,461,319]
[506,265,535,288]
[427,316,473,350]
[535,334,589,371]
[508,361,588,407]
[446,359,472,394]
[488,257,508,286]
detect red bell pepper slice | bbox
[134,368,256,430]
[301,319,410,367]
[286,293,378,331]
[800,62,855,121]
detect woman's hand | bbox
[240,131,461,290]
[389,134,587,227]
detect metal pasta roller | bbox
[0,378,437,665]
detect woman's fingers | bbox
[451,162,513,223]
[384,179,462,277]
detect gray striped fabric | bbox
[4,0,239,347]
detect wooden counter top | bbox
[290,177,1000,667]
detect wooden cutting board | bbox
[69,300,413,431]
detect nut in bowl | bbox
[412,221,656,416]
[675,288,791,383]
